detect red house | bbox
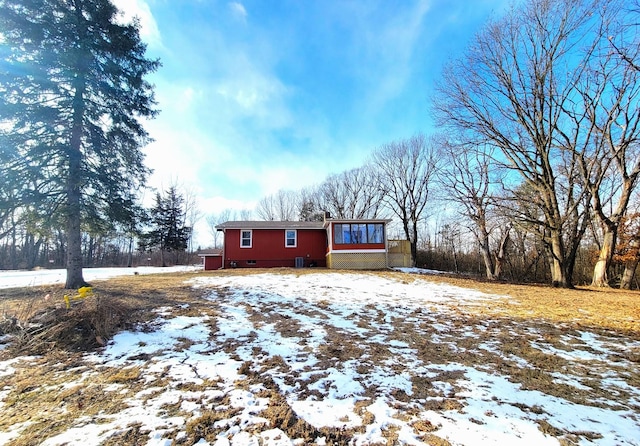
[213,217,393,270]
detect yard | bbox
[0,268,639,445]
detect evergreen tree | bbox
[0,0,159,287]
[142,186,192,267]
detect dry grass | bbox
[393,270,640,334]
[0,267,639,445]
[0,271,213,354]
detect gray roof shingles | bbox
[215,221,325,230]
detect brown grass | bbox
[392,270,640,334]
[0,271,214,354]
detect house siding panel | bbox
[223,228,327,268]
[203,256,222,270]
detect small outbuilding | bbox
[198,248,223,270]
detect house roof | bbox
[215,221,325,231]
[197,248,223,257]
[325,218,393,224]
[216,219,393,231]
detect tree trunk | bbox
[64,70,88,289]
[480,246,495,280]
[473,217,495,279]
[127,236,133,267]
[452,243,459,273]
[492,228,510,280]
[592,229,616,287]
[549,257,567,287]
[401,218,415,267]
[620,238,640,289]
[65,180,86,288]
[548,230,571,288]
[620,258,639,289]
[411,220,419,268]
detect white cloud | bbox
[348,0,432,113]
[228,2,248,22]
[111,0,162,48]
[212,55,292,129]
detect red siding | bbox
[223,228,327,268]
[203,256,222,270]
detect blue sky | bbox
[112,0,510,246]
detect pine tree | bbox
[142,186,192,267]
[0,0,160,287]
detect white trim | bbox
[285,229,297,248]
[240,229,252,248]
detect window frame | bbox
[333,223,385,245]
[240,229,252,248]
[285,229,297,248]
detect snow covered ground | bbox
[0,265,201,289]
[0,270,638,445]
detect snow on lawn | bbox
[0,265,201,288]
[1,271,639,445]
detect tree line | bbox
[210,0,640,289]
[0,182,197,270]
[1,0,639,289]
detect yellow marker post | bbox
[63,286,94,309]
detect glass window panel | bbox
[342,224,352,243]
[241,230,252,247]
[367,224,376,243]
[372,224,384,243]
[334,224,343,244]
[354,224,366,243]
[286,230,296,246]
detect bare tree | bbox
[372,134,440,266]
[438,141,509,280]
[238,208,253,221]
[607,0,639,72]
[315,166,385,220]
[183,186,201,254]
[616,211,640,289]
[255,190,299,221]
[255,194,278,221]
[567,2,640,287]
[433,0,601,287]
[206,209,232,249]
[296,187,320,221]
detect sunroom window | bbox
[334,223,384,244]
